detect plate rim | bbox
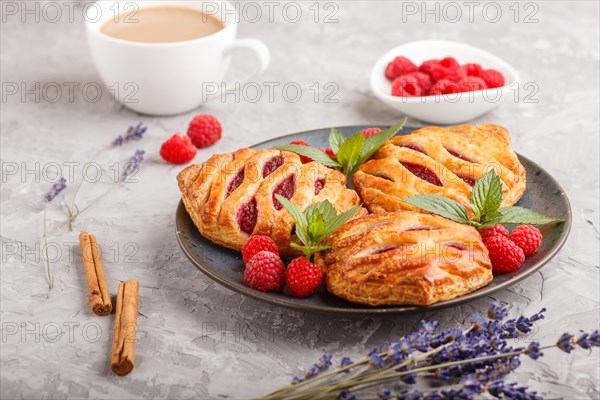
[175,125,573,315]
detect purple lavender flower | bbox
[377,388,391,399]
[487,379,505,397]
[338,390,357,400]
[340,356,353,367]
[500,382,542,400]
[488,301,509,321]
[461,377,483,394]
[576,331,600,349]
[44,177,67,202]
[405,390,424,400]
[556,332,575,353]
[112,122,147,146]
[121,150,145,181]
[576,333,591,350]
[390,339,412,362]
[501,319,518,339]
[420,320,440,333]
[525,342,543,359]
[515,308,546,334]
[306,353,332,379]
[400,372,417,385]
[471,313,486,328]
[368,350,384,368]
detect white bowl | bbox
[370,40,519,125]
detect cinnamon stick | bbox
[79,232,112,316]
[111,280,139,376]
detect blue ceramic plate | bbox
[175,125,572,314]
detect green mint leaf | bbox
[273,144,340,168]
[290,242,330,259]
[275,195,306,227]
[479,211,503,228]
[470,170,503,220]
[402,195,472,224]
[275,195,311,247]
[329,128,345,155]
[497,206,564,225]
[336,132,366,179]
[307,209,326,242]
[358,118,407,164]
[322,205,361,238]
[278,198,360,258]
[307,200,338,228]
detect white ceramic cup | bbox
[85,1,270,115]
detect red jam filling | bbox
[401,162,443,186]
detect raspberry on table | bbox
[289,140,312,163]
[479,69,505,88]
[428,79,461,96]
[187,114,222,148]
[242,235,279,264]
[244,250,285,292]
[286,257,324,297]
[485,235,525,274]
[362,127,382,138]
[159,133,197,164]
[391,75,425,97]
[385,56,418,81]
[479,224,509,243]
[510,225,543,255]
[458,76,487,92]
[418,59,440,76]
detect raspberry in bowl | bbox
[370,40,519,124]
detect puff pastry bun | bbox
[177,148,362,258]
[314,211,493,306]
[353,124,525,215]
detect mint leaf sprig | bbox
[274,118,407,180]
[402,170,563,229]
[275,195,360,259]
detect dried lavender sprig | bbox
[306,332,598,400]
[68,149,145,221]
[260,301,599,400]
[68,123,147,229]
[270,326,474,400]
[112,122,146,146]
[278,306,501,400]
[306,342,569,400]
[121,149,145,181]
[44,177,67,202]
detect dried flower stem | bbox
[43,203,53,289]
[69,182,121,222]
[68,149,103,231]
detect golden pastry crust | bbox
[314,211,493,306]
[177,148,363,258]
[353,124,525,215]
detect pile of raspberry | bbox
[385,56,505,97]
[241,235,324,297]
[159,114,223,164]
[480,224,543,274]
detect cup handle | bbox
[220,38,270,92]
